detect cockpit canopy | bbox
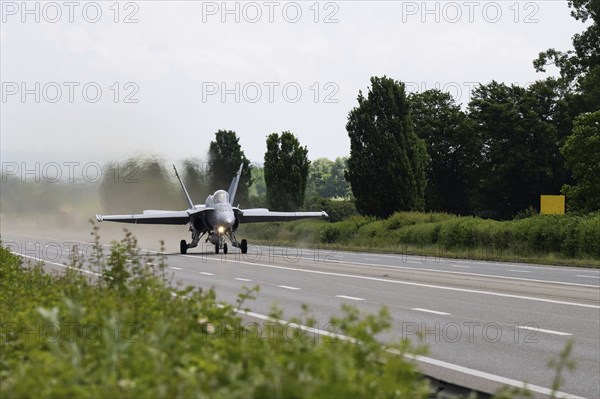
[213,190,229,204]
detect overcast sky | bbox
[0,0,585,170]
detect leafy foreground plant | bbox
[0,231,431,398]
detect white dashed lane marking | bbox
[278,285,301,290]
[336,295,365,301]
[412,308,450,315]
[517,325,572,336]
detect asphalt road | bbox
[3,230,599,399]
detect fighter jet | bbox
[95,164,328,254]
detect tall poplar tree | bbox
[263,131,310,211]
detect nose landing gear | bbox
[214,234,228,254]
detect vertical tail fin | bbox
[227,163,244,205]
[173,165,195,210]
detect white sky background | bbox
[0,1,586,169]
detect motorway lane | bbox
[3,231,599,398]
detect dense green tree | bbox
[346,76,428,218]
[561,110,600,212]
[526,79,572,186]
[524,79,571,141]
[264,131,310,210]
[305,157,352,199]
[207,130,252,204]
[567,65,600,116]
[468,82,564,219]
[408,90,479,215]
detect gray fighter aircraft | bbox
[96,164,328,254]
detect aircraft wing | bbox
[237,208,328,223]
[96,208,211,225]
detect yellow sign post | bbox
[540,195,565,215]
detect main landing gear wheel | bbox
[180,240,188,255]
[241,239,248,254]
[223,243,228,254]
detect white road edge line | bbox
[235,260,600,309]
[412,308,450,315]
[170,267,183,270]
[336,295,365,301]
[235,278,252,282]
[576,275,599,278]
[199,272,214,276]
[12,252,102,277]
[239,309,585,399]
[278,285,301,290]
[508,270,530,273]
[517,326,572,336]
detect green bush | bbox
[394,223,440,246]
[333,218,361,242]
[320,224,340,243]
[439,218,479,249]
[385,212,455,231]
[578,214,600,258]
[357,219,383,239]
